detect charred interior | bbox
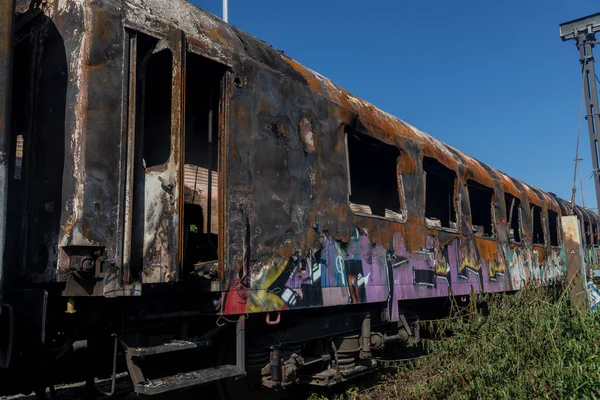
[423,157,456,228]
[346,128,402,218]
[505,193,522,242]
[548,209,559,247]
[531,204,545,245]
[183,53,225,276]
[142,49,172,168]
[467,180,494,237]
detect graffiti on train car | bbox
[222,226,566,315]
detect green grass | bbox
[311,281,600,400]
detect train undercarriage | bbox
[0,291,435,398]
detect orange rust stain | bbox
[536,249,545,264]
[403,223,422,252]
[475,239,496,262]
[209,29,230,47]
[399,154,416,174]
[62,218,76,240]
[283,55,321,92]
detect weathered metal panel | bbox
[5,0,572,304]
[562,215,588,311]
[50,0,96,284]
[0,0,16,308]
[216,14,568,316]
[45,0,129,296]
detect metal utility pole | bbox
[560,13,600,213]
[223,0,228,23]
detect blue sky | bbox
[193,0,598,209]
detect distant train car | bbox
[0,0,593,397]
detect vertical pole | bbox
[578,31,600,213]
[0,0,16,313]
[223,0,228,23]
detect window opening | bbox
[142,49,172,168]
[505,193,521,242]
[424,157,457,229]
[13,134,23,180]
[584,221,592,246]
[530,204,545,245]
[467,179,494,237]
[183,52,226,274]
[346,128,403,220]
[593,223,599,245]
[548,209,559,247]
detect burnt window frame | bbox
[466,179,496,239]
[504,193,523,244]
[547,208,560,248]
[344,127,407,223]
[530,203,546,246]
[422,157,460,232]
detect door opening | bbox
[129,32,180,284]
[183,53,226,280]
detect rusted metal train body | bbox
[0,0,598,395]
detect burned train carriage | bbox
[0,0,591,396]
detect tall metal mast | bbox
[560,13,600,212]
